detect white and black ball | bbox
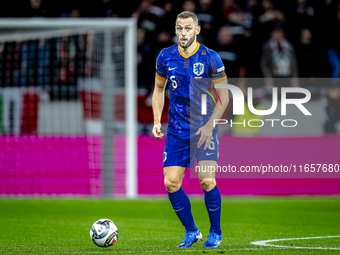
[90,219,119,247]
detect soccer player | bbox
[152,11,229,248]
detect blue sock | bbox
[204,185,222,235]
[168,187,198,232]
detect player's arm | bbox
[152,76,167,139]
[196,78,229,149]
[207,78,229,126]
[196,51,229,149]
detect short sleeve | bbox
[155,50,167,81]
[209,51,227,84]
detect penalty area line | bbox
[251,235,340,250]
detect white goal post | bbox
[0,18,137,198]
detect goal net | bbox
[0,19,137,198]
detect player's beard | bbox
[181,34,196,49]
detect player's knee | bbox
[200,178,216,191]
[164,176,181,193]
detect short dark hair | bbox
[176,11,198,26]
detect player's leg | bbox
[198,160,222,248]
[164,166,202,248]
[164,166,185,193]
[164,166,196,231]
[194,128,222,248]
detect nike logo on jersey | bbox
[206,152,215,156]
[174,207,184,212]
[168,67,177,71]
[209,207,220,211]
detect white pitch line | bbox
[251,235,340,250]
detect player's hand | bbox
[195,123,213,150]
[152,123,164,140]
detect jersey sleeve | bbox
[155,50,167,81]
[209,51,227,85]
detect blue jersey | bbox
[156,43,226,134]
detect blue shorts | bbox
[163,129,219,168]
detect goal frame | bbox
[0,18,138,198]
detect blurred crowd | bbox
[2,0,340,87]
[0,0,340,134]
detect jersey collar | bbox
[178,42,200,58]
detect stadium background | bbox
[0,0,340,197]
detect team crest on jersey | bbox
[193,62,204,76]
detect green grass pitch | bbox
[0,197,340,254]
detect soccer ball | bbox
[90,219,119,247]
